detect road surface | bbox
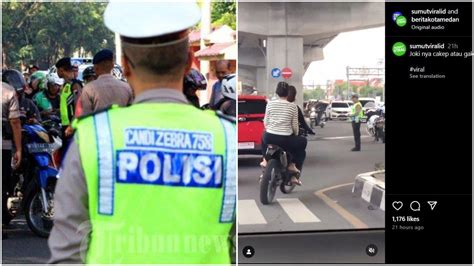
[238,120,385,233]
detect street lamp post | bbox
[346,66,350,100]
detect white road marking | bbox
[277,198,321,223]
[238,200,267,225]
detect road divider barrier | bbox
[352,170,385,211]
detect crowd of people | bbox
[2,51,236,156]
[2,47,236,243]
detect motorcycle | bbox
[6,117,62,238]
[366,108,385,143]
[309,101,328,129]
[309,107,326,129]
[259,128,308,205]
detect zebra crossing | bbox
[238,198,322,225]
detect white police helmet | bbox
[104,2,201,39]
[221,74,236,100]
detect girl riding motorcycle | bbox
[260,82,307,185]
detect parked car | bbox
[344,100,354,106]
[330,101,351,120]
[238,95,267,154]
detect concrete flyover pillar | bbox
[256,67,267,95]
[266,36,304,106]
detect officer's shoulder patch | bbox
[215,110,236,124]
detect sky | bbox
[303,26,385,86]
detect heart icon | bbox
[392,201,403,211]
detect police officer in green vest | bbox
[48,2,236,264]
[55,57,76,138]
[349,94,363,151]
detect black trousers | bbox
[2,150,13,222]
[262,132,307,171]
[352,121,361,149]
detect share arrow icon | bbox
[427,201,437,210]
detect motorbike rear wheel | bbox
[377,127,385,143]
[260,159,279,205]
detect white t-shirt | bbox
[264,99,298,136]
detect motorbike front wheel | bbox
[260,159,279,205]
[366,125,374,137]
[24,181,55,238]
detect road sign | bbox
[281,67,292,79]
[271,68,281,78]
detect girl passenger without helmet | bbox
[260,82,307,185]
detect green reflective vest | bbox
[60,83,74,125]
[351,102,364,123]
[74,103,236,264]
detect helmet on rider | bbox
[82,66,96,79]
[183,68,207,91]
[183,68,207,108]
[111,65,124,81]
[220,73,236,100]
[2,69,27,92]
[46,73,64,86]
[29,71,47,91]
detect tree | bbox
[211,1,236,30]
[358,85,383,98]
[2,2,114,70]
[304,87,326,101]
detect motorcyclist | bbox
[183,68,207,108]
[25,71,46,100]
[215,73,236,116]
[261,81,306,185]
[34,73,62,119]
[71,63,83,96]
[288,85,314,135]
[3,69,42,124]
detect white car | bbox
[359,97,376,112]
[344,100,354,107]
[330,101,351,120]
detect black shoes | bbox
[351,147,361,152]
